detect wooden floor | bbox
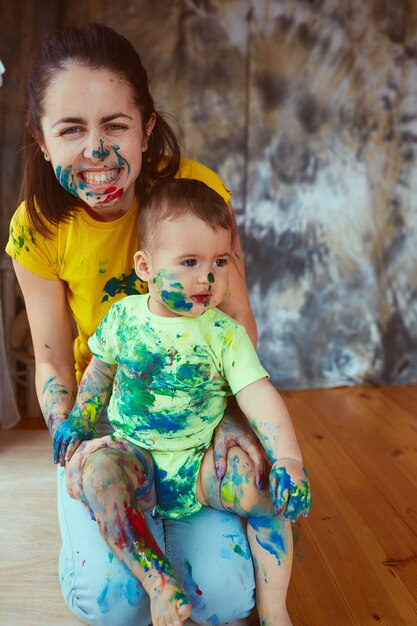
[1,385,417,626]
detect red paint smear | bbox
[196,588,203,595]
[104,186,117,193]
[104,188,123,202]
[96,188,124,207]
[124,503,163,556]
[82,559,86,567]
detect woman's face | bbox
[40,63,155,220]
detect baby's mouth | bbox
[80,167,121,185]
[191,294,211,306]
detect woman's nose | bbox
[84,136,110,161]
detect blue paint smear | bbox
[92,139,110,160]
[248,515,286,565]
[56,165,79,197]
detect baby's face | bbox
[145,214,232,317]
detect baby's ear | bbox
[134,250,151,281]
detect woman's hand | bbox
[269,458,311,522]
[213,404,268,489]
[53,417,97,466]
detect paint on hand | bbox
[273,465,311,521]
[92,139,110,161]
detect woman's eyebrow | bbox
[52,113,133,128]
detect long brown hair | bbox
[21,23,181,236]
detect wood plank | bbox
[284,386,417,625]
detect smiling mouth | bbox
[191,294,211,306]
[80,168,121,185]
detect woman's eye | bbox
[106,124,127,132]
[215,258,229,267]
[182,259,197,267]
[61,127,81,136]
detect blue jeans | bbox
[57,462,255,626]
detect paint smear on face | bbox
[153,269,193,312]
[56,165,79,197]
[92,139,110,161]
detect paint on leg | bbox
[247,515,293,626]
[82,450,191,625]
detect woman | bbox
[6,23,266,626]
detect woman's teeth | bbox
[82,168,120,185]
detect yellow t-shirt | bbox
[5,158,232,381]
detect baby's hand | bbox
[269,459,311,522]
[52,417,96,466]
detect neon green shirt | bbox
[6,158,231,381]
[88,293,269,518]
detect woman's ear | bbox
[142,112,157,152]
[134,250,152,281]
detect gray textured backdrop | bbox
[1,0,417,388]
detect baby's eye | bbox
[215,258,229,268]
[182,259,197,267]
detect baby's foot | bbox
[145,572,191,626]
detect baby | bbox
[54,178,311,626]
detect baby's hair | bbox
[139,178,232,251]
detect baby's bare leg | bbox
[69,446,191,626]
[197,446,293,626]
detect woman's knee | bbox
[166,507,255,624]
[60,549,151,626]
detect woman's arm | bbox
[213,201,266,480]
[12,261,77,437]
[217,202,257,347]
[54,356,116,465]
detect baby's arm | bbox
[53,356,116,466]
[235,377,311,521]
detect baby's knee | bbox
[221,447,271,516]
[83,447,148,492]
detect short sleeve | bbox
[177,159,232,204]
[5,202,60,279]
[88,305,119,365]
[221,323,269,395]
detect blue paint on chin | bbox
[161,290,193,312]
[56,165,79,197]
